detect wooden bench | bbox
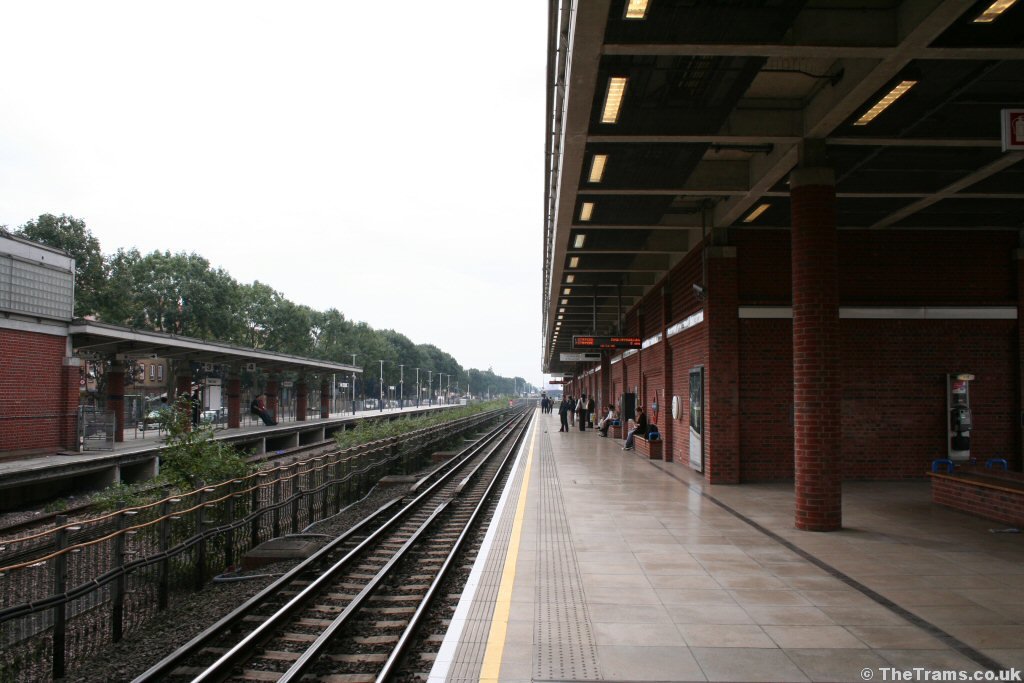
[634,435,663,460]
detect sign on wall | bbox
[1002,109,1024,151]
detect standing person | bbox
[567,395,576,427]
[191,386,202,427]
[623,406,648,450]
[578,393,588,432]
[557,396,570,432]
[587,395,596,428]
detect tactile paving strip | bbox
[533,437,600,681]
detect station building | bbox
[541,0,1024,530]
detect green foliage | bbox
[334,401,505,451]
[91,481,150,511]
[158,396,253,489]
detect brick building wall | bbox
[0,327,78,453]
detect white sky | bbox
[0,2,551,390]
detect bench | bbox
[634,435,663,460]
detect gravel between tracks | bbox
[68,484,407,683]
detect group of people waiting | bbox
[551,395,650,449]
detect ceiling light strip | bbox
[853,80,917,126]
[601,77,628,124]
[974,0,1018,22]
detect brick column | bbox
[227,374,241,428]
[173,373,191,432]
[662,284,674,462]
[107,360,126,443]
[1016,250,1024,471]
[265,379,279,423]
[705,247,740,483]
[600,354,611,419]
[62,357,83,451]
[791,166,841,531]
[296,380,308,422]
[321,379,331,418]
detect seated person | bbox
[623,406,648,450]
[598,404,618,437]
[250,394,277,426]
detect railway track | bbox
[133,407,532,682]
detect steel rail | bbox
[132,407,527,682]
[376,411,534,681]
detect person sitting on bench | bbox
[250,394,277,426]
[623,406,648,450]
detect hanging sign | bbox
[572,335,641,350]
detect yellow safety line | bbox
[479,416,537,682]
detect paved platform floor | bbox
[431,409,1024,682]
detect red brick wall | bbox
[0,328,77,452]
[739,319,794,480]
[931,474,1024,526]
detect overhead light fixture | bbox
[559,307,565,313]
[624,0,649,19]
[561,298,568,305]
[579,202,594,221]
[974,0,1018,21]
[574,234,587,249]
[563,287,572,295]
[557,315,563,320]
[743,203,771,223]
[588,154,607,183]
[600,77,628,124]
[566,274,575,284]
[853,80,917,126]
[569,256,580,268]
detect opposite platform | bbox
[430,408,1024,682]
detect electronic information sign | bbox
[572,335,642,350]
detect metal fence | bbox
[0,410,496,681]
[78,408,115,452]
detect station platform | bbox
[430,409,1024,682]
[0,404,450,510]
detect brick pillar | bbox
[662,284,674,462]
[791,166,841,531]
[62,357,83,451]
[266,379,279,422]
[321,379,331,418]
[227,375,241,428]
[600,354,611,420]
[296,381,308,422]
[1016,250,1024,471]
[705,247,740,483]
[176,373,193,432]
[107,360,126,443]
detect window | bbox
[150,365,156,380]
[157,365,164,381]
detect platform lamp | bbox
[414,367,420,407]
[399,364,404,409]
[428,370,433,405]
[378,359,385,412]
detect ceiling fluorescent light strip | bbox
[853,80,917,126]
[574,234,586,248]
[579,202,594,221]
[589,154,607,183]
[624,0,649,19]
[569,257,580,268]
[974,0,1017,22]
[743,203,771,223]
[601,77,628,124]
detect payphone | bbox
[946,373,975,462]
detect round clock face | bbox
[671,395,681,420]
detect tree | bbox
[16,213,105,318]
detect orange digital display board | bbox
[572,335,642,350]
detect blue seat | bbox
[986,458,1008,470]
[931,459,955,473]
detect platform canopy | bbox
[68,319,361,375]
[542,0,1024,374]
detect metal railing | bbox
[78,408,115,451]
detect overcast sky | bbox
[0,2,550,390]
